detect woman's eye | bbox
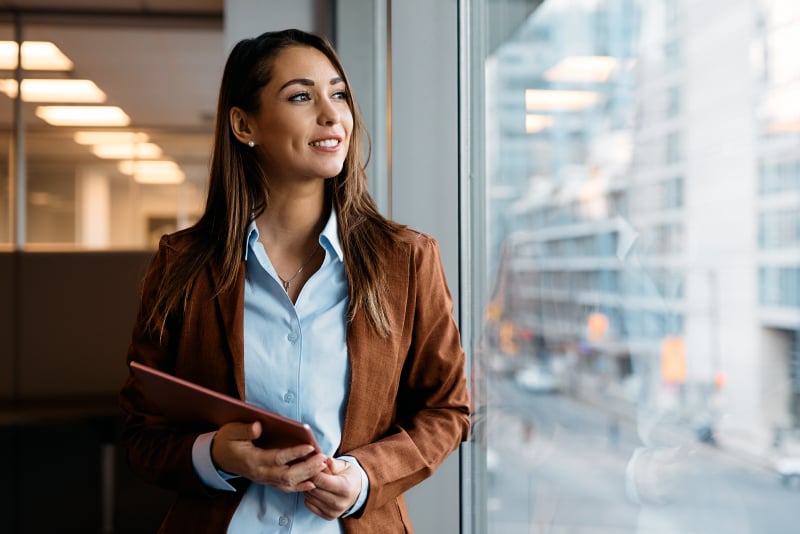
[289,92,311,102]
[332,90,348,100]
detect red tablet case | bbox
[129,361,321,452]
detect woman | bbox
[119,28,470,533]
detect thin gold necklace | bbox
[277,245,321,292]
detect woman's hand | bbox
[211,421,327,492]
[303,457,363,520]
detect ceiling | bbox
[0,0,222,14]
[0,0,225,179]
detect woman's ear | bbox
[229,107,255,145]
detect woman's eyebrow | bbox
[279,76,345,91]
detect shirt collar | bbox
[244,205,344,263]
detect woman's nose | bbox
[317,97,340,125]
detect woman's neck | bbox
[256,187,328,253]
[255,186,329,301]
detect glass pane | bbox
[469,0,800,532]
[20,23,220,249]
[0,24,12,246]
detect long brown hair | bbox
[144,29,404,339]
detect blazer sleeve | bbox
[118,237,226,497]
[348,234,471,515]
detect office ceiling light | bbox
[118,159,179,175]
[0,79,15,96]
[74,131,149,145]
[525,114,554,133]
[35,105,130,126]
[544,56,618,82]
[92,142,163,159]
[525,89,599,111]
[0,79,106,102]
[118,160,185,184]
[132,168,185,185]
[0,41,73,70]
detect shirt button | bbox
[278,516,290,526]
[283,392,295,403]
[287,331,298,342]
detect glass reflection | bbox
[474,0,800,532]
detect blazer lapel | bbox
[342,312,395,450]
[340,245,410,451]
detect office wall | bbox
[388,2,463,533]
[0,254,13,397]
[223,0,332,53]
[0,251,152,400]
[335,0,390,215]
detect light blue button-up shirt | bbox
[191,208,368,533]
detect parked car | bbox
[775,456,800,489]
[514,363,559,394]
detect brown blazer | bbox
[119,227,471,533]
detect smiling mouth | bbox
[309,139,340,148]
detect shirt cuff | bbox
[192,431,238,491]
[338,455,369,517]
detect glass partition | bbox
[11,21,221,249]
[467,0,800,532]
[0,22,12,247]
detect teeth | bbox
[310,139,338,147]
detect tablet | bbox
[129,361,321,452]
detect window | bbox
[4,17,220,250]
[0,21,12,246]
[467,0,800,531]
[666,86,681,118]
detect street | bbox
[481,376,800,533]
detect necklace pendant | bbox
[276,245,320,295]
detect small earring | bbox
[248,140,255,148]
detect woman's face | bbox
[248,45,353,185]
